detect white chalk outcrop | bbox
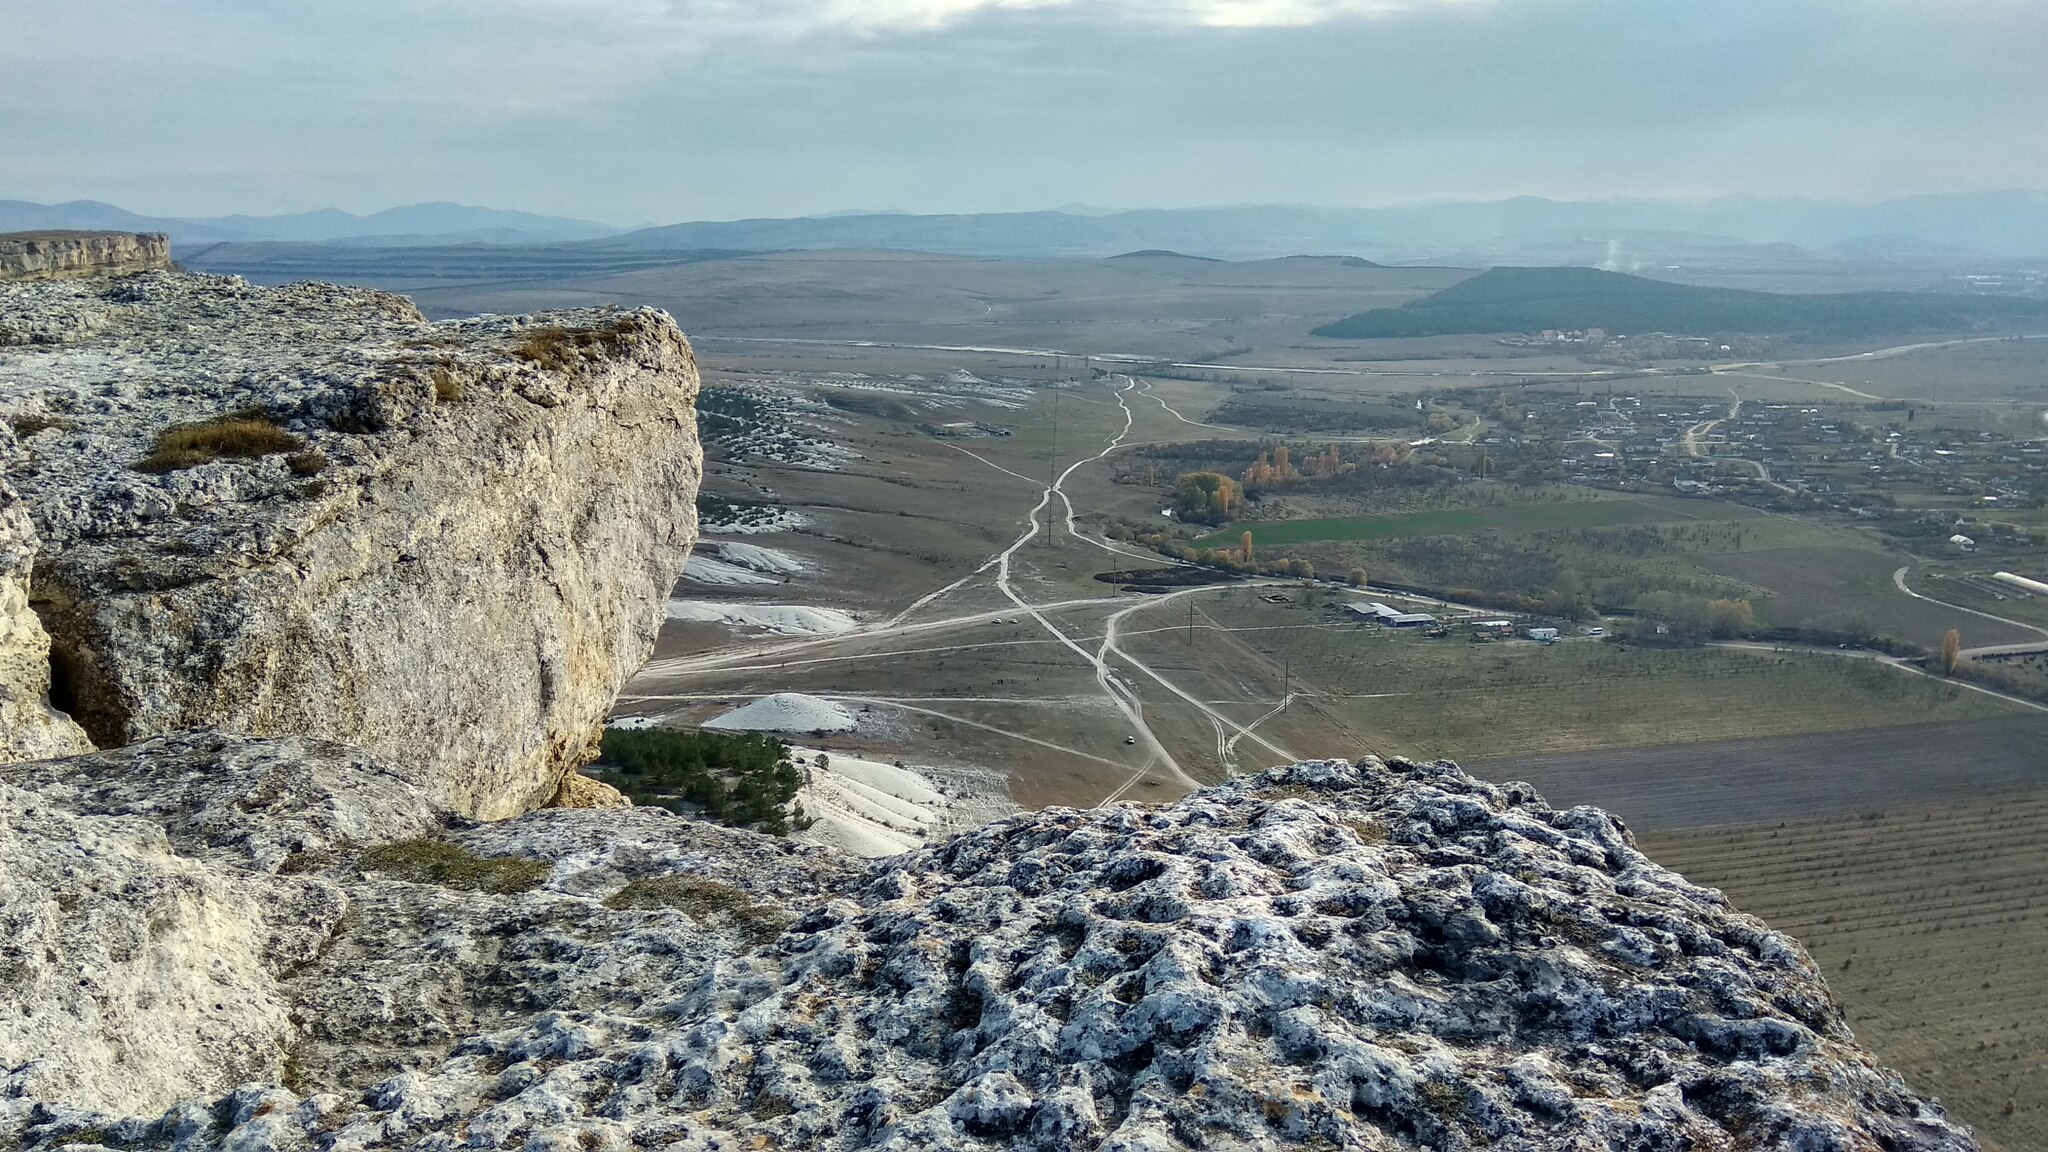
[0,255,702,817]
[3,755,1980,1151]
[0,232,170,286]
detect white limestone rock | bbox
[0,730,860,1131]
[0,778,345,1117]
[0,430,91,763]
[10,756,1977,1152]
[0,267,702,818]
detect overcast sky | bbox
[4,0,2045,223]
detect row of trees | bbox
[596,728,810,833]
[1630,592,1757,639]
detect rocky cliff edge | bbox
[0,256,701,817]
[1,745,1978,1152]
[0,232,171,283]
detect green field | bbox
[1199,495,1743,548]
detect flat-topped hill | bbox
[1315,264,2048,338]
[0,231,170,281]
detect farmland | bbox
[1475,718,2048,1150]
[1644,795,2048,1152]
[1177,615,2023,762]
[1468,714,2048,831]
[1701,546,2041,650]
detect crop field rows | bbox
[1469,714,2048,830]
[1643,792,2048,1151]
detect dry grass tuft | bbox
[431,364,464,402]
[510,317,642,370]
[9,412,74,437]
[134,411,304,473]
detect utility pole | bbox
[1187,599,1196,647]
[1044,356,1061,548]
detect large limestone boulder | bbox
[0,262,701,817]
[5,756,1978,1151]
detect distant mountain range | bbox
[1313,266,2048,339]
[6,191,2048,262]
[590,192,2048,262]
[0,200,621,246]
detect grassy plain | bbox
[1198,494,1743,548]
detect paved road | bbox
[1892,565,2048,651]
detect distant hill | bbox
[1312,266,2048,339]
[11,190,2048,261]
[591,192,2048,261]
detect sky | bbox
[3,0,2046,224]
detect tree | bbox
[1240,531,1254,563]
[1941,628,1962,675]
[1171,472,1240,526]
[1348,567,1369,588]
[1706,599,1755,639]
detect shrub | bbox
[286,450,327,477]
[358,839,550,894]
[511,317,640,370]
[135,412,303,473]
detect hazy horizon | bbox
[7,0,2046,223]
[15,189,2048,234]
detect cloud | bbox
[651,0,1489,36]
[1,0,2044,220]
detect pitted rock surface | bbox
[0,266,701,816]
[9,757,1976,1151]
